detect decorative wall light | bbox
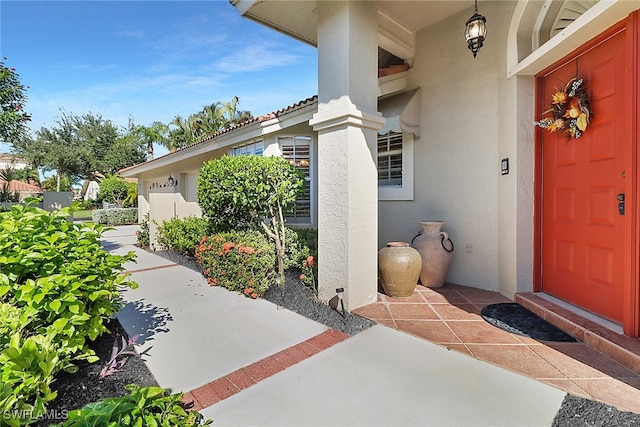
[167,175,175,187]
[465,0,487,58]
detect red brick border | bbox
[125,263,179,274]
[182,329,350,411]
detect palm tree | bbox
[165,97,255,149]
[139,121,170,160]
[223,96,253,127]
[169,115,198,149]
[13,165,40,186]
[0,166,18,182]
[197,102,226,136]
[0,166,20,203]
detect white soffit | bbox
[231,0,317,46]
[509,0,638,77]
[232,1,474,54]
[378,10,415,60]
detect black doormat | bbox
[481,303,577,342]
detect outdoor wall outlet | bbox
[465,244,473,254]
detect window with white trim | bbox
[378,131,403,186]
[230,140,264,156]
[377,131,413,201]
[279,136,312,224]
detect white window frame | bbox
[278,135,314,225]
[229,139,264,156]
[378,131,414,201]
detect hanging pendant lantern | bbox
[465,0,487,58]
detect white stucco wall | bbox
[379,2,522,294]
[134,121,319,248]
[137,181,149,223]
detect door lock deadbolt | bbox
[617,193,625,215]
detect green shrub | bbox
[285,228,317,292]
[0,302,36,349]
[60,384,211,426]
[136,212,150,248]
[284,228,317,268]
[0,204,136,421]
[98,175,128,207]
[123,181,138,208]
[195,230,276,297]
[75,199,93,210]
[0,205,136,363]
[156,216,209,257]
[197,155,304,284]
[0,332,58,425]
[92,207,138,225]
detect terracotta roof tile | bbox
[0,180,43,194]
[121,95,318,172]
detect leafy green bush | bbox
[0,205,136,362]
[92,207,138,225]
[0,302,35,348]
[136,212,150,248]
[0,204,136,421]
[60,384,211,426]
[75,199,94,210]
[195,230,276,297]
[284,228,316,268]
[123,181,138,208]
[284,228,317,292]
[41,175,73,192]
[156,216,209,257]
[0,303,56,426]
[98,175,128,207]
[197,155,304,284]
[0,332,58,426]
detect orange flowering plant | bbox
[283,228,318,294]
[534,77,590,139]
[299,254,316,291]
[195,230,276,297]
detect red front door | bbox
[540,29,627,323]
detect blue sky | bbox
[0,0,318,155]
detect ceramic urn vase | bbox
[378,241,422,298]
[412,220,454,288]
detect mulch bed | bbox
[33,318,158,426]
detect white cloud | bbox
[214,42,300,73]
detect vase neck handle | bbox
[440,232,454,252]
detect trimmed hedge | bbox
[156,216,209,257]
[92,208,138,225]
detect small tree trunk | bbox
[275,236,286,284]
[56,173,61,192]
[261,215,287,285]
[259,200,288,285]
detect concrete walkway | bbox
[103,226,566,426]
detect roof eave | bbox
[120,96,319,178]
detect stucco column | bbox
[137,181,149,224]
[310,1,384,311]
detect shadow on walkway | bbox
[117,298,173,346]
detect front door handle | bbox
[617,193,625,215]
